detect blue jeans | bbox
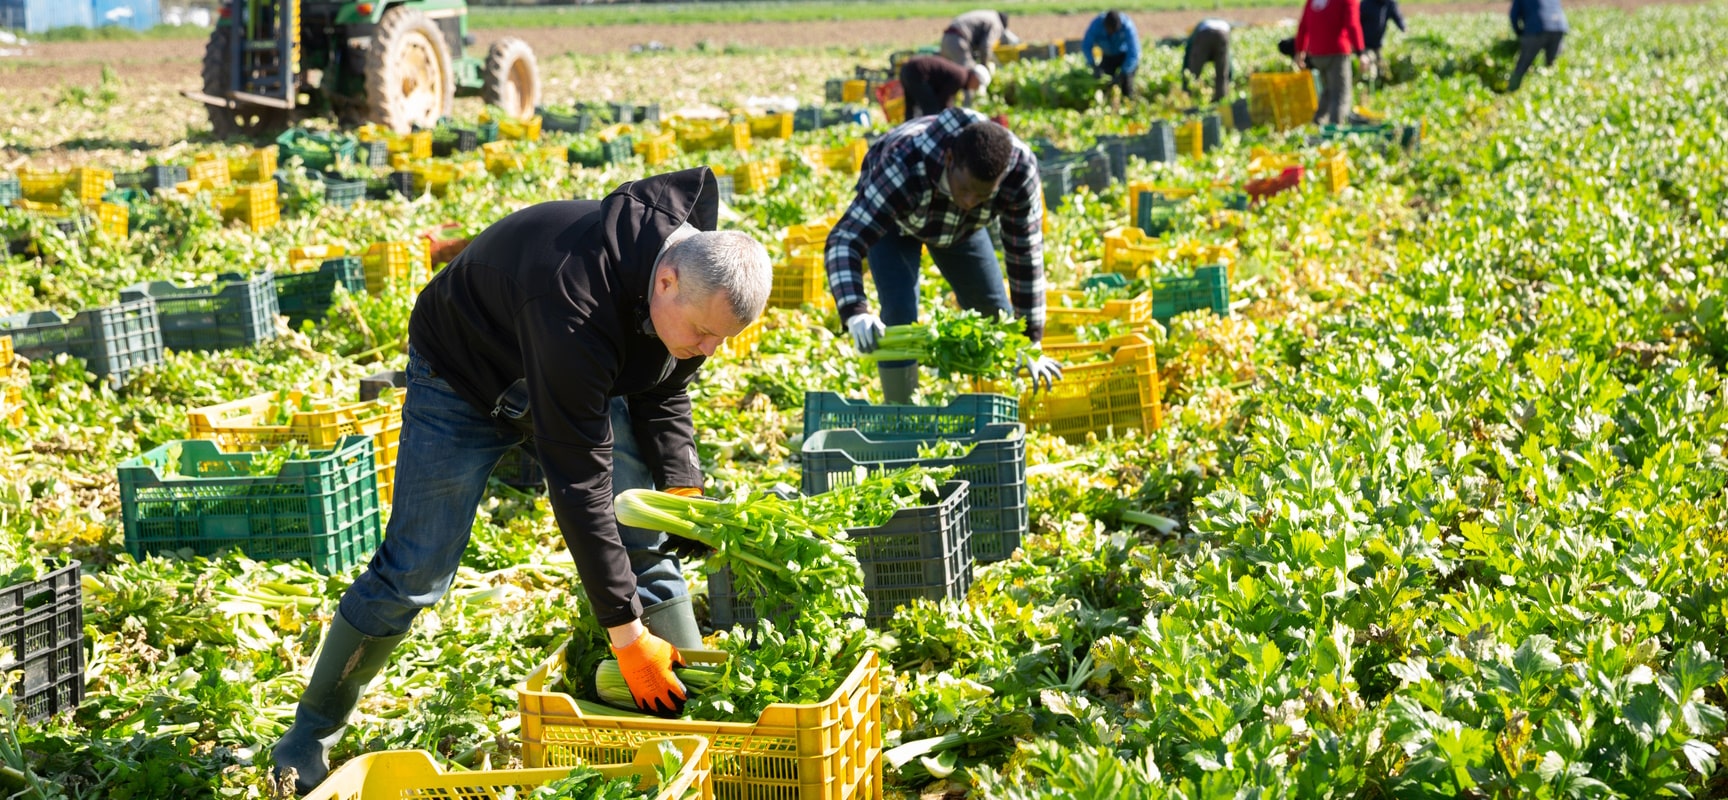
[868,226,1012,368]
[339,347,684,638]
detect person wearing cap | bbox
[899,55,991,119]
[1081,10,1142,98]
[269,168,773,794]
[941,9,1020,70]
[1181,18,1232,103]
[825,108,1063,404]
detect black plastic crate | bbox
[824,78,848,104]
[388,170,417,198]
[364,140,391,168]
[710,480,974,628]
[802,423,1026,563]
[606,103,660,126]
[1231,98,1254,132]
[277,257,365,328]
[0,295,164,387]
[1095,137,1130,182]
[145,164,189,191]
[122,271,279,352]
[539,106,595,134]
[358,368,406,402]
[794,105,865,132]
[1039,161,1077,211]
[316,171,366,209]
[1201,114,1223,152]
[854,67,890,83]
[0,560,85,721]
[1021,43,1061,61]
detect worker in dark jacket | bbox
[900,55,991,118]
[1181,18,1232,103]
[270,168,772,795]
[826,109,1062,404]
[1359,0,1405,83]
[1082,10,1142,98]
[1508,0,1568,91]
[941,9,1020,70]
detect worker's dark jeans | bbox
[339,347,679,638]
[1097,54,1137,98]
[1183,28,1231,103]
[1508,31,1566,92]
[868,227,1012,367]
[900,72,945,120]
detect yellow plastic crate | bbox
[496,115,543,142]
[994,43,1029,63]
[1248,148,1303,177]
[481,141,525,175]
[1247,72,1317,131]
[289,245,348,272]
[734,159,782,195]
[882,96,905,125]
[0,335,12,380]
[1174,119,1204,159]
[358,125,434,160]
[748,112,794,140]
[1045,290,1154,339]
[362,241,429,295]
[92,200,127,239]
[188,154,233,191]
[1320,147,1349,194]
[713,315,765,360]
[815,139,868,174]
[1022,334,1163,442]
[1,383,20,428]
[784,216,841,257]
[305,736,714,800]
[1101,226,1167,276]
[20,166,112,205]
[680,121,751,153]
[634,131,679,166]
[518,647,882,800]
[228,146,278,182]
[408,160,485,197]
[216,182,279,232]
[768,252,834,311]
[188,389,405,505]
[841,79,868,103]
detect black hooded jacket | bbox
[408,167,721,627]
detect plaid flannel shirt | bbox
[823,107,1046,342]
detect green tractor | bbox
[187,0,541,138]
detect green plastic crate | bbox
[275,128,359,172]
[802,391,1018,441]
[1152,264,1229,322]
[119,435,382,574]
[277,257,365,328]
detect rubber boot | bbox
[271,612,408,795]
[878,364,920,405]
[641,595,704,650]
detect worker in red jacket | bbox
[1294,0,1365,126]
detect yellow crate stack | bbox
[841,79,868,103]
[769,251,835,311]
[1024,334,1163,441]
[809,138,868,174]
[1174,119,1205,159]
[734,158,782,194]
[358,125,433,160]
[216,182,279,232]
[187,154,232,191]
[713,315,766,360]
[187,389,405,505]
[19,166,112,206]
[227,146,278,182]
[362,240,431,295]
[674,120,751,153]
[1044,289,1155,340]
[747,111,794,140]
[633,131,679,166]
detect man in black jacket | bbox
[270,167,772,794]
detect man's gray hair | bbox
[663,229,773,323]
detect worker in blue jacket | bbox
[1081,11,1141,98]
[1508,0,1568,91]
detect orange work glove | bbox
[612,629,687,717]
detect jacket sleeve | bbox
[1081,16,1101,68]
[1348,0,1366,52]
[521,300,642,628]
[1390,1,1406,31]
[996,151,1046,343]
[1510,0,1525,34]
[825,158,917,321]
[1119,19,1142,73]
[624,360,704,491]
[1295,6,1311,53]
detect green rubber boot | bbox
[270,613,407,795]
[641,595,704,650]
[878,364,920,405]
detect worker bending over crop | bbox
[1083,11,1143,99]
[900,55,991,119]
[1181,17,1231,103]
[940,9,1020,70]
[271,168,772,795]
[825,108,1063,404]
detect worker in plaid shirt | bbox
[824,107,1063,403]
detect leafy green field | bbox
[2,3,1726,799]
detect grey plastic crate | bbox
[710,480,974,628]
[1202,114,1223,151]
[802,423,1026,563]
[802,391,1018,441]
[0,295,164,387]
[122,271,279,352]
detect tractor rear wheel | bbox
[365,7,455,134]
[202,26,288,140]
[481,37,541,120]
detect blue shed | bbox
[93,0,160,31]
[0,0,95,33]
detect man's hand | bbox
[845,313,887,353]
[1018,352,1065,393]
[610,626,687,717]
[1295,51,1308,70]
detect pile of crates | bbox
[770,215,841,310]
[121,272,279,352]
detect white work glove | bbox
[1018,350,1064,393]
[845,313,887,353]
